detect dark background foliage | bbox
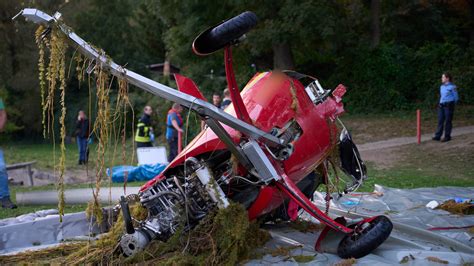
[0,0,473,140]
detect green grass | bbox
[0,138,150,219]
[359,165,474,192]
[358,134,474,191]
[3,139,143,170]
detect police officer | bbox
[433,72,459,142]
[135,106,154,148]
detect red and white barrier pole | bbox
[178,131,183,153]
[416,109,421,144]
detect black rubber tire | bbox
[337,216,393,259]
[193,11,257,55]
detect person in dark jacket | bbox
[433,72,459,142]
[212,92,222,108]
[75,110,90,165]
[135,106,154,148]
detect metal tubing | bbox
[224,46,252,124]
[205,117,252,169]
[276,174,353,234]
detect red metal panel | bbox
[141,72,346,217]
[174,73,207,101]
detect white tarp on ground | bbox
[0,210,102,255]
[2,185,474,265]
[247,185,474,265]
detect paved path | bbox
[16,187,141,205]
[358,125,474,152]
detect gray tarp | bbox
[0,210,102,255]
[2,185,474,265]
[247,185,474,265]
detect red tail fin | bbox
[174,74,207,101]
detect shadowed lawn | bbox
[3,140,141,171]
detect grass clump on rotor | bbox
[35,25,69,221]
[34,23,134,223]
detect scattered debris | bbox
[426,256,449,264]
[470,227,474,234]
[426,200,439,209]
[333,257,357,266]
[438,200,474,215]
[292,254,315,263]
[400,254,416,264]
[269,246,300,258]
[384,210,400,215]
[288,219,325,233]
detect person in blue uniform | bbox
[433,72,459,142]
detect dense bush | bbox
[1,0,473,138]
[326,43,474,112]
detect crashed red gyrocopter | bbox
[15,9,392,259]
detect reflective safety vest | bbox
[135,121,151,143]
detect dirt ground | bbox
[343,106,474,144]
[8,168,94,186]
[361,133,474,178]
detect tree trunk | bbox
[272,42,295,70]
[370,0,381,49]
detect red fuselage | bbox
[141,71,345,219]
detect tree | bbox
[370,0,381,48]
[467,0,474,46]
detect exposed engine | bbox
[119,157,229,257]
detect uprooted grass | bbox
[437,200,474,215]
[0,203,271,265]
[288,218,325,233]
[0,243,87,264]
[127,203,272,265]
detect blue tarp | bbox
[107,163,167,183]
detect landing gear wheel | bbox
[337,216,393,259]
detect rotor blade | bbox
[15,8,283,148]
